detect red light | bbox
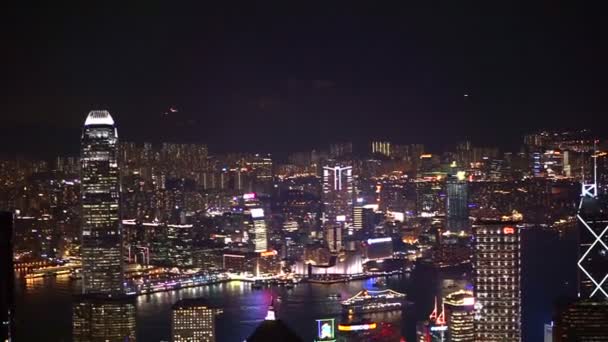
[503,227,515,234]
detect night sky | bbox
[3,3,608,158]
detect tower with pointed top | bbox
[80,110,124,295]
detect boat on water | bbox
[251,280,264,289]
[341,289,406,314]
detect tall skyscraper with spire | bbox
[576,148,608,300]
[80,110,124,295]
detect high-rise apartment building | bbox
[473,221,521,342]
[80,110,123,295]
[371,141,391,157]
[172,299,223,342]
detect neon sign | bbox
[315,318,336,341]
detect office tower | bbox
[553,300,608,341]
[446,173,469,232]
[72,295,136,342]
[325,225,342,253]
[172,299,223,342]
[1,212,15,342]
[371,141,391,157]
[576,154,608,300]
[444,290,474,342]
[167,224,194,267]
[251,208,268,252]
[473,221,521,342]
[80,110,124,295]
[322,163,354,226]
[353,205,375,232]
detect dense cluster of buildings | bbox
[1,111,607,341]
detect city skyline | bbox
[4,4,608,342]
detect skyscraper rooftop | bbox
[84,110,115,126]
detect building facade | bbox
[72,295,136,342]
[172,299,223,342]
[473,221,521,342]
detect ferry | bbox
[341,289,406,314]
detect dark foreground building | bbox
[72,294,136,341]
[247,301,302,342]
[553,299,608,341]
[1,212,15,342]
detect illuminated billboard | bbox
[315,318,336,341]
[367,237,392,245]
[243,193,256,200]
[251,208,264,219]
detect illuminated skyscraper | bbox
[371,141,391,157]
[446,173,469,232]
[323,163,353,251]
[172,299,223,342]
[80,110,123,295]
[1,212,15,342]
[473,221,521,342]
[251,208,268,252]
[443,290,474,342]
[72,295,136,342]
[322,163,354,226]
[167,224,194,267]
[576,152,608,300]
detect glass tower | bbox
[80,110,123,295]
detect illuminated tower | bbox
[473,221,521,342]
[446,172,469,232]
[371,141,391,157]
[322,163,354,225]
[80,110,124,295]
[172,299,223,342]
[444,290,474,342]
[323,163,353,252]
[576,150,608,300]
[251,208,268,252]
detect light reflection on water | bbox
[15,271,438,341]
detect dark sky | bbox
[3,3,608,158]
